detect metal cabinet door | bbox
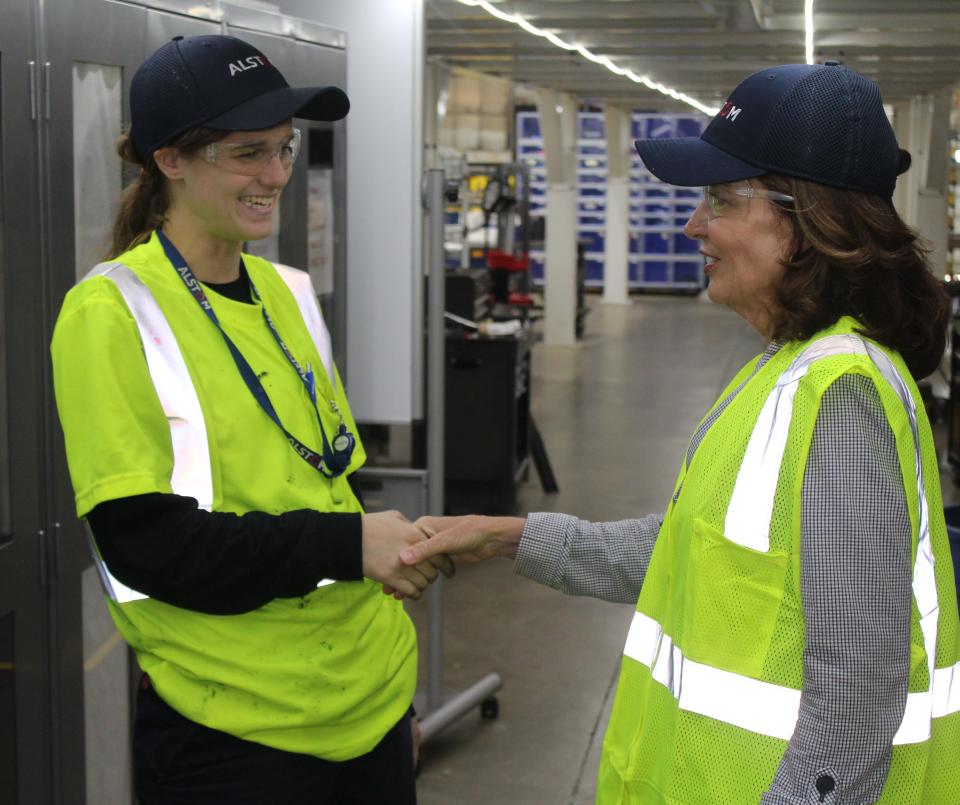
[291,39,349,373]
[43,6,223,803]
[0,1,53,802]
[41,3,146,803]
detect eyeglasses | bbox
[203,128,302,176]
[701,184,794,219]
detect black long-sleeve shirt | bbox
[86,269,365,616]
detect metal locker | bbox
[40,5,146,801]
[3,2,351,801]
[0,0,53,801]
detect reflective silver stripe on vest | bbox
[84,521,150,606]
[625,334,955,744]
[623,611,960,744]
[272,264,338,589]
[82,262,337,603]
[87,262,215,510]
[273,264,336,391]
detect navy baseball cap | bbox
[635,62,906,197]
[130,35,349,160]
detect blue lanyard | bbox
[157,229,355,479]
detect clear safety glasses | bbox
[701,183,795,219]
[203,128,302,176]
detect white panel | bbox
[603,107,632,305]
[308,169,335,295]
[536,90,579,344]
[543,185,578,345]
[280,0,423,423]
[603,178,631,305]
[72,63,123,279]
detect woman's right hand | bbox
[361,511,453,599]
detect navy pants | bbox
[134,678,417,805]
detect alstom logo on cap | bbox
[229,55,272,77]
[718,101,742,122]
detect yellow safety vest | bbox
[597,318,960,803]
[52,233,416,761]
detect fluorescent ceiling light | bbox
[455,0,719,116]
[805,0,815,65]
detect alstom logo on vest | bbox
[718,101,742,122]
[229,56,270,77]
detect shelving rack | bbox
[516,109,707,292]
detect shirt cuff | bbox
[308,511,364,581]
[514,512,577,589]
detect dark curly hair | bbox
[756,172,950,379]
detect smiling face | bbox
[683,181,792,338]
[155,121,295,247]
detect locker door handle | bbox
[27,60,37,121]
[51,522,61,580]
[38,528,47,587]
[43,61,52,121]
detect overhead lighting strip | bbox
[805,0,815,64]
[455,0,719,116]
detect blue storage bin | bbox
[646,117,675,139]
[520,115,541,139]
[674,261,702,285]
[584,258,604,282]
[579,115,604,139]
[943,506,960,615]
[580,231,605,252]
[643,232,670,254]
[676,117,706,138]
[643,262,668,283]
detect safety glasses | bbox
[203,128,302,176]
[701,183,794,219]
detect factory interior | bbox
[4,0,960,803]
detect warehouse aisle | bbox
[408,295,765,805]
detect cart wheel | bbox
[480,696,499,720]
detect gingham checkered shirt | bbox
[516,343,913,804]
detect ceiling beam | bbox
[768,13,960,30]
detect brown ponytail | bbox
[108,127,225,258]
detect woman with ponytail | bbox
[51,34,447,804]
[109,128,222,257]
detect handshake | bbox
[360,511,526,600]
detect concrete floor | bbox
[406,295,768,804]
